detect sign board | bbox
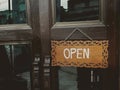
[51,40,109,68]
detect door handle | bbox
[44,55,51,66]
[96,75,100,82]
[44,55,51,76]
[91,70,100,83]
[91,70,94,83]
[32,54,40,89]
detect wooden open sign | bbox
[51,40,109,68]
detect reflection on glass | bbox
[56,0,99,22]
[59,67,78,90]
[0,44,32,90]
[0,0,26,24]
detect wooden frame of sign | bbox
[51,40,108,68]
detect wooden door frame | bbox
[118,0,120,89]
[43,0,119,90]
[106,0,119,90]
[0,0,119,90]
[0,0,33,42]
[0,0,119,89]
[0,0,40,90]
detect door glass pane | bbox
[56,0,99,22]
[0,44,32,90]
[0,0,26,24]
[58,67,105,90]
[59,67,78,90]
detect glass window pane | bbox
[56,0,99,22]
[59,67,78,90]
[0,0,27,24]
[0,44,32,90]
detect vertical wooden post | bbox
[39,0,51,90]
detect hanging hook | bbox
[65,28,93,41]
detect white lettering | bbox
[63,48,70,59]
[70,48,76,59]
[77,49,83,59]
[83,48,90,59]
[63,48,90,59]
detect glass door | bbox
[0,44,32,90]
[0,0,40,90]
[58,67,77,90]
[49,0,119,90]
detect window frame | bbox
[51,0,106,27]
[0,0,32,43]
